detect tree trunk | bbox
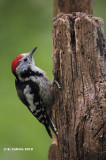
[49,1,106,160]
[53,0,94,17]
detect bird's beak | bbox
[29,47,37,57]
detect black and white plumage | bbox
[11,47,57,138]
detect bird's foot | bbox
[52,76,61,89]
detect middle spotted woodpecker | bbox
[11,47,58,138]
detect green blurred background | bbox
[0,0,105,160]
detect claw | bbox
[52,76,61,89]
[53,80,61,89]
[52,70,61,89]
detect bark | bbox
[53,0,94,17]
[49,12,106,160]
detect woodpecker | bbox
[11,47,58,138]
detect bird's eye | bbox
[24,58,27,62]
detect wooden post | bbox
[49,1,106,160]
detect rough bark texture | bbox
[53,0,94,17]
[49,12,106,160]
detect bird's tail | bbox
[45,119,58,138]
[45,125,52,138]
[49,119,58,137]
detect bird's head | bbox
[11,47,37,78]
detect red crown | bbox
[11,55,23,73]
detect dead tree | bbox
[49,0,106,160]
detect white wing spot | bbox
[35,102,39,106]
[33,112,37,116]
[24,85,35,112]
[37,115,43,120]
[36,109,41,113]
[44,115,46,118]
[42,108,44,111]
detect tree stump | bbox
[53,0,94,17]
[49,12,106,160]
